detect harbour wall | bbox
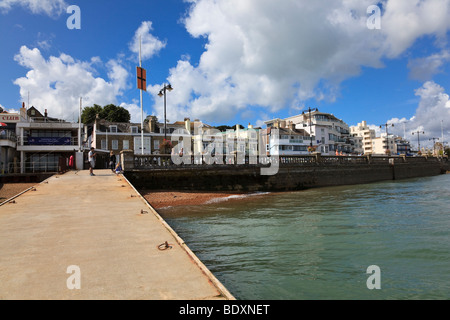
[124,155,449,192]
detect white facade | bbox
[265,111,354,155]
[350,121,376,155]
[15,107,81,173]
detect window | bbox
[109,125,118,133]
[101,139,106,150]
[123,140,129,150]
[131,126,138,134]
[112,140,119,150]
[154,140,160,150]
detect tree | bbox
[81,104,102,124]
[81,104,131,124]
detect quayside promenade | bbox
[0,170,234,300]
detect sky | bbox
[1,0,450,149]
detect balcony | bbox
[0,130,17,147]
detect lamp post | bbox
[429,137,439,156]
[307,107,318,148]
[412,130,425,154]
[379,123,394,154]
[158,83,173,142]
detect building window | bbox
[123,140,129,150]
[154,140,160,150]
[112,140,119,150]
[109,125,118,133]
[101,139,106,150]
[131,126,138,134]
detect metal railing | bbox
[132,154,448,170]
[0,130,17,143]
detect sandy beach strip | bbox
[0,183,37,202]
[140,190,270,209]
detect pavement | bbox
[0,170,234,300]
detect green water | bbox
[160,174,450,300]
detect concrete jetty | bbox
[0,170,234,300]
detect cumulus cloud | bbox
[387,81,450,148]
[408,50,450,81]
[129,21,166,62]
[119,102,147,124]
[13,46,130,121]
[148,0,450,124]
[0,0,68,16]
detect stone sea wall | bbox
[124,156,448,192]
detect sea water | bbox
[160,174,450,300]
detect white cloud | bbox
[119,102,147,124]
[148,0,450,124]
[0,0,68,16]
[388,81,450,148]
[408,50,450,81]
[13,46,130,121]
[382,0,450,57]
[129,21,166,62]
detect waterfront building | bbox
[15,106,81,173]
[264,110,353,155]
[350,121,377,155]
[0,111,19,174]
[371,134,412,155]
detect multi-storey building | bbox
[264,110,353,155]
[372,134,412,155]
[15,106,81,173]
[350,121,376,155]
[0,111,19,174]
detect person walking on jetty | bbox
[109,151,116,173]
[89,147,97,176]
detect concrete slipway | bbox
[0,170,234,300]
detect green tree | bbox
[81,104,131,124]
[81,104,102,124]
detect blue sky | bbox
[1,0,450,147]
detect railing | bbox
[0,130,17,143]
[132,154,448,170]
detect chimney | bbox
[290,122,295,131]
[184,117,191,134]
[248,123,253,129]
[149,116,157,133]
[20,102,27,120]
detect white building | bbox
[372,134,412,155]
[350,121,376,155]
[0,112,19,174]
[15,106,81,173]
[265,110,354,155]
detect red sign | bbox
[0,114,20,123]
[137,67,147,91]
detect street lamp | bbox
[412,130,425,153]
[307,107,318,147]
[429,137,439,155]
[379,123,394,154]
[158,83,173,142]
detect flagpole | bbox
[139,35,144,155]
[78,97,82,152]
